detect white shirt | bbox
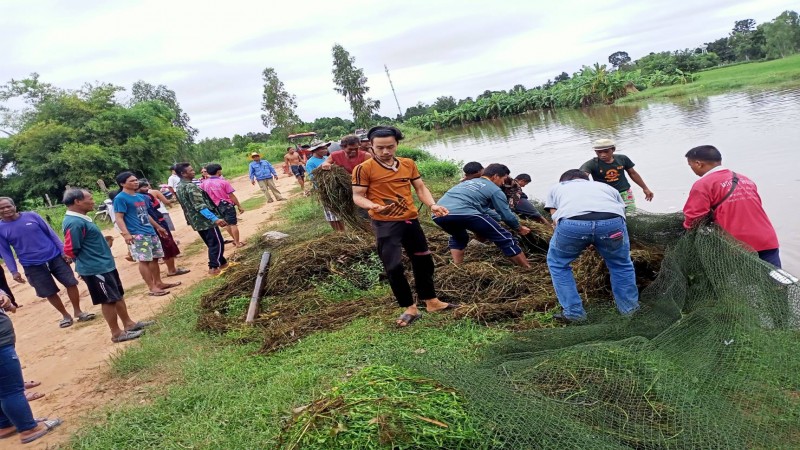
[545,179,625,223]
[167,174,181,190]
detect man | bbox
[167,165,181,197]
[434,163,532,267]
[683,145,780,267]
[145,182,176,231]
[352,126,455,327]
[113,172,180,296]
[460,162,483,182]
[545,169,640,322]
[0,198,95,328]
[321,135,372,174]
[359,136,372,152]
[306,141,345,232]
[580,139,654,213]
[174,163,230,275]
[248,152,285,202]
[283,147,307,193]
[63,189,154,343]
[503,173,550,225]
[137,180,190,276]
[202,163,246,248]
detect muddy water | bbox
[421,89,800,272]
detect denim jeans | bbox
[546,217,639,319]
[0,344,37,431]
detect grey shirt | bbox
[545,179,625,223]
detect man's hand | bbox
[0,295,15,313]
[643,189,654,201]
[62,255,73,264]
[122,232,134,245]
[12,273,26,284]
[430,204,449,217]
[321,162,332,171]
[370,204,389,213]
[518,225,531,236]
[155,226,169,239]
[251,180,256,186]
[215,219,228,228]
[237,206,245,214]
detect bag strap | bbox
[710,172,739,217]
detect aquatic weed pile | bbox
[311,165,370,232]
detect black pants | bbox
[197,227,227,269]
[372,219,436,307]
[0,265,16,307]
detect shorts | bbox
[433,214,522,257]
[22,256,79,298]
[290,165,305,178]
[323,207,340,222]
[83,269,125,305]
[217,201,238,225]
[620,189,636,213]
[162,213,176,231]
[129,235,165,262]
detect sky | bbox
[2,0,796,138]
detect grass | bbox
[618,54,800,103]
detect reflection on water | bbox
[422,89,800,272]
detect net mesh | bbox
[397,216,800,448]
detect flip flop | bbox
[59,317,73,328]
[166,268,190,277]
[20,418,63,444]
[160,282,181,289]
[24,381,41,390]
[25,391,45,402]
[0,419,47,439]
[441,302,461,311]
[126,320,155,332]
[147,291,170,297]
[76,312,96,322]
[396,312,422,328]
[112,330,143,343]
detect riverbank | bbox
[617,54,800,103]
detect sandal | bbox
[59,317,73,328]
[20,418,63,444]
[160,282,181,289]
[126,320,155,332]
[0,419,46,439]
[396,312,422,328]
[166,268,190,277]
[76,312,96,322]
[147,291,170,297]
[25,391,45,402]
[112,330,144,343]
[24,381,41,390]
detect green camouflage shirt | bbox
[176,180,219,231]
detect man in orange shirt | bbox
[352,126,456,327]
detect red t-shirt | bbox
[330,150,369,174]
[683,168,778,251]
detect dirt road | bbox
[0,173,301,449]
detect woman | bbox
[0,290,62,444]
[137,180,189,278]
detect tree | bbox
[260,67,301,133]
[431,96,458,112]
[729,18,766,61]
[331,44,380,128]
[0,72,59,133]
[130,81,197,144]
[761,11,800,59]
[554,72,571,83]
[403,102,430,120]
[608,51,631,68]
[705,37,735,62]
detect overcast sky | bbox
[2,0,796,138]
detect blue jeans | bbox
[546,217,639,319]
[0,344,37,431]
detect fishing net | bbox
[395,224,800,449]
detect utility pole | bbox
[384,64,403,119]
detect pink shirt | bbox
[331,150,369,174]
[683,169,778,252]
[201,177,235,206]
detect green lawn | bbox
[618,54,800,103]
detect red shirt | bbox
[683,168,778,251]
[330,150,369,174]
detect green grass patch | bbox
[618,54,800,103]
[240,194,267,211]
[278,195,324,225]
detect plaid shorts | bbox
[620,189,636,213]
[129,234,165,262]
[323,207,340,222]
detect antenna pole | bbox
[384,64,403,118]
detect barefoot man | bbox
[352,126,457,327]
[284,147,307,194]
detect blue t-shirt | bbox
[305,156,326,181]
[437,177,520,230]
[112,192,155,236]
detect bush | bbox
[417,159,461,179]
[395,146,434,161]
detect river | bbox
[421,89,800,273]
